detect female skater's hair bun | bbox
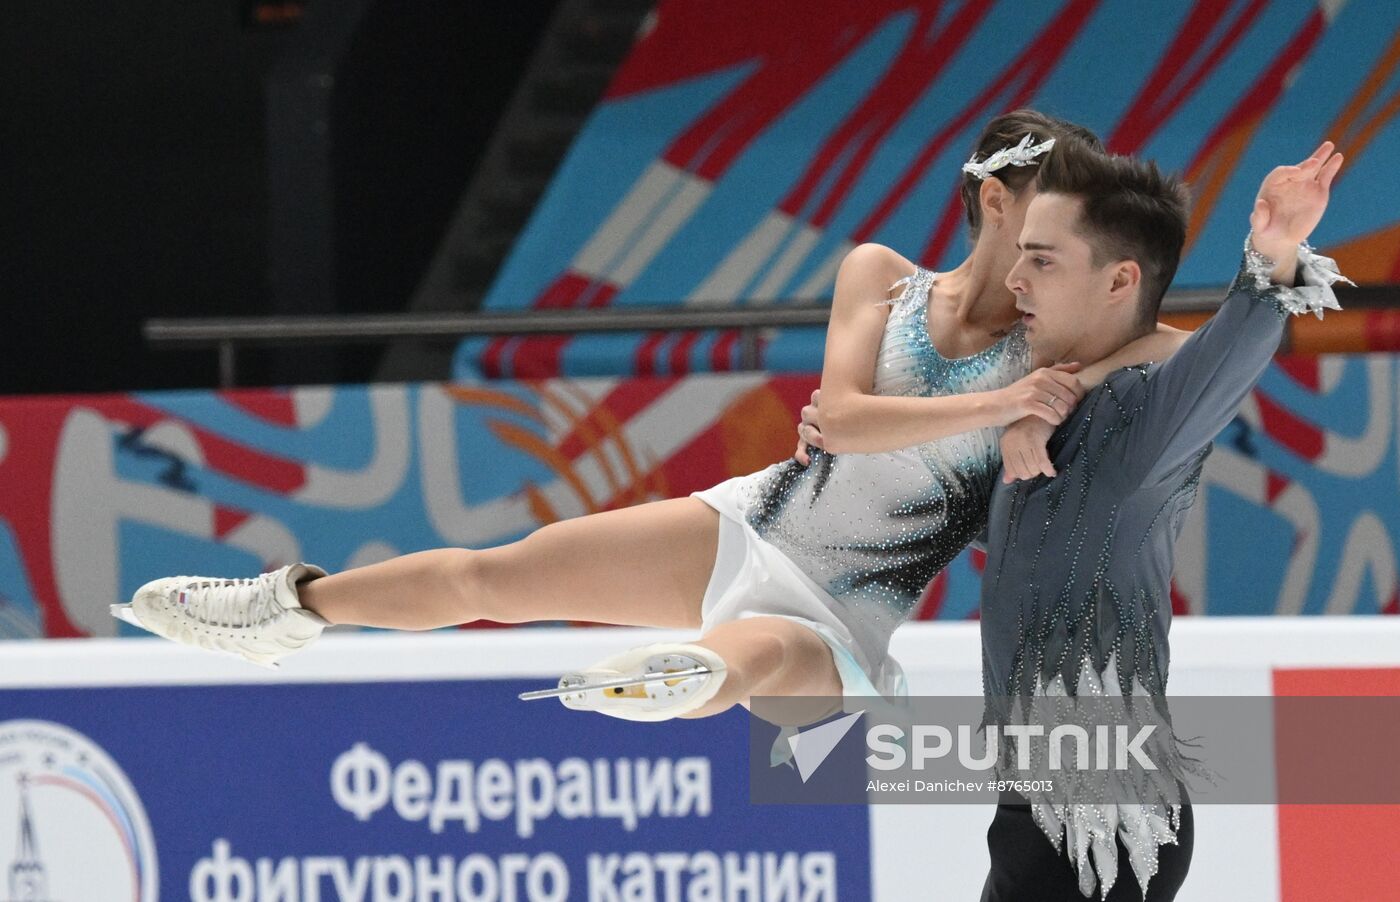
[959,110,1105,239]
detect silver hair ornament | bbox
[962,133,1056,181]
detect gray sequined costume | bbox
[979,239,1349,899]
[698,267,1031,691]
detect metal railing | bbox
[147,284,1392,387]
[145,304,852,387]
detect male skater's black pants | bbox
[979,793,1194,901]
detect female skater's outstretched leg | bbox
[115,498,848,721]
[118,497,722,654]
[298,497,721,631]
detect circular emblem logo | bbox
[0,720,158,901]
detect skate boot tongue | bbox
[184,572,286,627]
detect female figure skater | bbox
[113,111,1188,722]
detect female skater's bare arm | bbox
[812,243,1083,455]
[798,321,1187,464]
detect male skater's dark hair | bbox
[1035,137,1192,328]
[958,110,1105,240]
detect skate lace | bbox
[179,572,284,629]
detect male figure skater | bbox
[975,139,1346,900]
[796,137,1346,897]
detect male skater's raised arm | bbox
[1121,142,1349,487]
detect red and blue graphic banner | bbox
[0,356,1396,642]
[456,0,1400,379]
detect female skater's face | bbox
[1004,192,1112,362]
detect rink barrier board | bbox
[0,619,1397,900]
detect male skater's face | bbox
[1005,192,1127,363]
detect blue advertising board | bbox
[0,678,870,900]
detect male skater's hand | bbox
[1000,415,1057,483]
[794,389,825,465]
[1250,140,1344,282]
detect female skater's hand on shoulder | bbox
[1001,415,1057,483]
[794,389,825,465]
[995,363,1084,427]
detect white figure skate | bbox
[520,643,728,721]
[111,563,329,669]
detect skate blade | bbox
[110,603,147,630]
[518,666,711,701]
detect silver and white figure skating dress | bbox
[694,268,1032,696]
